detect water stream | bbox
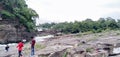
[0,35,54,47]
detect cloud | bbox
[102,12,120,19]
[103,0,120,8]
[26,0,120,24]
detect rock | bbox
[48,48,67,57]
[0,19,36,44]
[67,47,86,57]
[85,50,108,57]
[37,45,72,57]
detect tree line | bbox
[39,17,120,33]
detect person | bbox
[17,41,24,57]
[5,44,9,52]
[30,36,36,56]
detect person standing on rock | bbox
[30,36,36,56]
[17,41,24,57]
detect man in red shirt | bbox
[17,41,24,57]
[30,36,36,56]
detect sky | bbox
[26,0,120,24]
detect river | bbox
[0,35,54,47]
[0,35,54,56]
[35,35,54,42]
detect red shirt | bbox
[31,39,36,47]
[17,42,24,51]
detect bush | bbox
[1,10,15,19]
[86,48,93,53]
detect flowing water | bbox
[0,35,54,48]
[0,35,54,56]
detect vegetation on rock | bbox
[0,0,39,31]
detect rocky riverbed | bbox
[0,30,120,57]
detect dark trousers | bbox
[18,50,22,57]
[31,46,35,56]
[5,48,8,52]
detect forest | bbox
[39,17,120,33]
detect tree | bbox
[0,0,39,31]
[40,17,119,34]
[106,17,118,29]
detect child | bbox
[17,41,24,57]
[5,44,9,52]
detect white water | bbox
[0,35,54,47]
[35,35,54,42]
[0,43,17,47]
[113,47,120,54]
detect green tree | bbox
[40,17,119,34]
[0,0,39,31]
[106,17,118,29]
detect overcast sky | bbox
[26,0,120,24]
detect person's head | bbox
[19,40,23,43]
[31,36,34,39]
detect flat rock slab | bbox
[36,45,73,55]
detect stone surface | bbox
[0,19,36,44]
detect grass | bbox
[76,29,120,37]
[116,32,120,35]
[35,43,46,50]
[62,51,67,57]
[23,45,31,55]
[76,31,93,37]
[86,47,94,53]
[22,43,46,55]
